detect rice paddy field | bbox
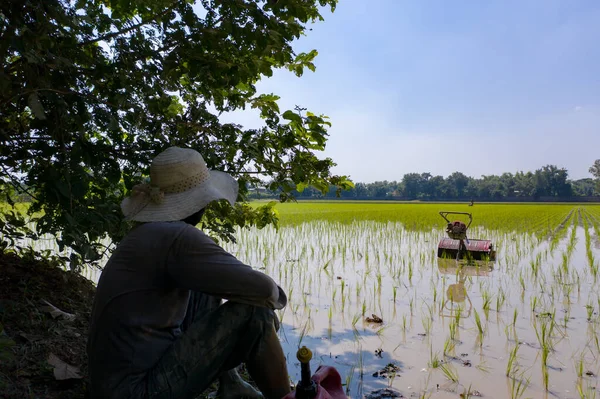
[6,201,600,398]
[224,202,600,399]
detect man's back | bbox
[87,220,286,399]
[87,221,191,398]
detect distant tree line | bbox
[251,163,600,201]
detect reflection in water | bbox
[437,259,494,319]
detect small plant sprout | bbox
[474,309,485,346]
[439,363,459,383]
[506,343,520,377]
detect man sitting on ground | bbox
[87,146,291,399]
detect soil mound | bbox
[0,250,95,398]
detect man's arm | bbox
[166,225,287,310]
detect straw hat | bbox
[120,147,238,222]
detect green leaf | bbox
[296,181,308,193]
[282,110,303,124]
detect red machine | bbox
[437,211,496,261]
[282,346,346,399]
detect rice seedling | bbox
[482,289,493,319]
[345,365,355,395]
[575,351,585,378]
[428,347,442,369]
[474,309,485,346]
[443,337,456,357]
[506,343,520,377]
[509,370,530,399]
[449,317,458,341]
[586,302,594,322]
[439,363,459,383]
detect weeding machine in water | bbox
[437,211,496,261]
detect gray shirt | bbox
[87,221,287,398]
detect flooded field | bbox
[6,202,600,398]
[220,203,600,399]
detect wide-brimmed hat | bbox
[120,146,238,222]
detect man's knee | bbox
[252,305,280,332]
[224,302,280,332]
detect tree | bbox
[0,0,352,267]
[591,160,600,179]
[571,178,597,196]
[446,172,470,198]
[401,173,424,199]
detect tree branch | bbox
[0,163,39,202]
[79,3,178,47]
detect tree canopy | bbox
[0,0,352,267]
[259,164,600,201]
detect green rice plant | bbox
[496,289,506,312]
[474,309,484,346]
[298,320,310,348]
[533,314,554,391]
[422,312,432,336]
[454,306,462,327]
[393,285,397,302]
[586,302,594,322]
[345,365,355,395]
[428,347,441,369]
[462,384,475,399]
[530,258,539,278]
[530,295,539,313]
[575,352,584,378]
[351,313,360,330]
[482,290,492,319]
[476,361,491,373]
[519,273,526,296]
[439,363,459,383]
[577,380,597,399]
[376,325,387,336]
[509,370,530,399]
[506,343,520,377]
[449,318,457,341]
[443,337,456,357]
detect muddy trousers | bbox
[141,292,279,399]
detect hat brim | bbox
[121,170,239,222]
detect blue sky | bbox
[220,0,600,183]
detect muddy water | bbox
[222,222,600,399]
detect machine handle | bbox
[297,346,312,363]
[295,346,317,399]
[439,211,473,229]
